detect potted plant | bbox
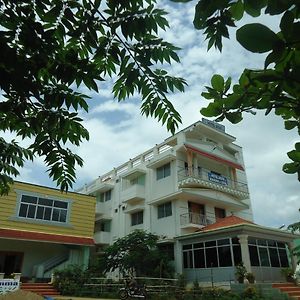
[281,268,295,283]
[246,272,255,284]
[235,262,247,283]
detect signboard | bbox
[208,172,228,186]
[202,118,225,133]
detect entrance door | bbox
[0,252,24,276]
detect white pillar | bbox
[174,240,183,274]
[288,241,298,272]
[238,234,251,272]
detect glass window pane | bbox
[257,239,267,246]
[205,241,216,247]
[277,242,286,249]
[156,167,164,180]
[27,205,36,218]
[233,245,242,266]
[164,163,171,177]
[183,244,192,250]
[278,249,289,267]
[269,248,280,267]
[165,202,172,217]
[194,249,205,268]
[36,206,44,219]
[19,204,28,217]
[38,198,53,206]
[217,239,230,246]
[267,240,276,247]
[248,238,257,245]
[183,252,188,268]
[249,245,259,266]
[259,247,270,266]
[218,246,232,267]
[193,242,204,249]
[54,201,68,208]
[205,247,218,268]
[22,195,37,204]
[52,208,60,221]
[231,237,239,245]
[44,207,52,220]
[59,210,67,222]
[157,205,164,219]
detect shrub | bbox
[241,286,259,299]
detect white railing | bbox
[178,167,248,194]
[180,213,213,227]
[0,279,20,295]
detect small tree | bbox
[101,230,173,277]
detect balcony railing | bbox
[178,167,249,197]
[180,212,213,227]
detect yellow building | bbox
[0,181,95,280]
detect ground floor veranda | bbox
[174,221,299,283]
[0,229,93,280]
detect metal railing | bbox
[180,212,213,226]
[178,167,248,194]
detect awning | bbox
[0,228,94,246]
[184,144,244,171]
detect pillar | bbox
[174,240,183,274]
[288,241,298,272]
[82,246,90,270]
[187,150,193,176]
[237,234,251,272]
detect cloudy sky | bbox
[13,1,299,228]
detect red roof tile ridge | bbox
[201,215,254,232]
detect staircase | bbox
[273,283,300,300]
[21,283,60,297]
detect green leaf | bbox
[280,10,294,40]
[236,23,280,53]
[225,112,242,124]
[285,120,298,130]
[287,150,300,162]
[229,0,244,21]
[283,162,299,174]
[211,74,224,92]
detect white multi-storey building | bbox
[80,120,298,283]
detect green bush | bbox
[241,286,260,299]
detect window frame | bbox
[14,189,72,226]
[157,202,172,219]
[156,163,171,180]
[131,211,144,226]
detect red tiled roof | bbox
[201,215,254,232]
[0,228,94,246]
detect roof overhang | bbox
[184,144,244,171]
[0,228,94,246]
[175,223,300,243]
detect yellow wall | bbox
[0,181,96,238]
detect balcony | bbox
[178,167,249,200]
[94,231,111,245]
[180,213,213,229]
[121,184,145,204]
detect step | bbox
[21,283,60,296]
[272,283,296,288]
[278,287,300,292]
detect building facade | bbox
[0,181,95,280]
[80,120,298,282]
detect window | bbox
[99,190,112,202]
[182,238,237,269]
[158,202,172,219]
[248,238,289,268]
[18,194,69,223]
[131,211,143,226]
[215,207,226,219]
[156,163,171,180]
[100,220,111,232]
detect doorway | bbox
[188,202,205,225]
[0,251,24,276]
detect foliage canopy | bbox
[173,0,300,181]
[101,230,173,277]
[0,0,186,194]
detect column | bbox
[82,246,90,270]
[288,241,298,271]
[174,240,183,274]
[187,150,193,176]
[237,234,251,272]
